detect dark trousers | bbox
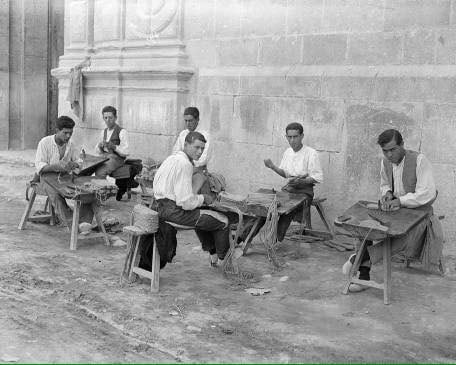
[156,198,230,259]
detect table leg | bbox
[151,235,160,293]
[242,218,262,256]
[93,202,110,246]
[70,200,81,250]
[383,237,392,305]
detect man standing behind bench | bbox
[35,116,93,229]
[154,131,230,267]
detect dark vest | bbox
[383,149,418,194]
[104,124,122,146]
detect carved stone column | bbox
[52,0,194,159]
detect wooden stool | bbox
[18,182,56,229]
[301,197,334,238]
[122,225,160,293]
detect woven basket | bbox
[132,204,159,233]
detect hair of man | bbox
[184,107,199,120]
[102,105,117,117]
[285,122,304,135]
[377,129,403,147]
[56,116,75,130]
[185,131,206,145]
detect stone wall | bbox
[183,0,456,242]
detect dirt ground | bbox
[1,151,456,363]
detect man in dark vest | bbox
[343,129,443,292]
[94,105,129,179]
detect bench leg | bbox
[18,187,37,230]
[151,235,160,293]
[301,201,312,231]
[242,218,261,256]
[93,202,110,246]
[314,201,334,236]
[49,204,56,226]
[70,200,81,250]
[383,238,392,305]
[129,236,141,281]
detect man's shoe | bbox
[116,190,124,201]
[342,254,356,275]
[348,283,369,293]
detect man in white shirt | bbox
[343,129,443,292]
[153,131,230,267]
[94,105,129,179]
[172,107,216,195]
[261,122,323,242]
[35,116,93,229]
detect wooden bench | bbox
[18,182,56,229]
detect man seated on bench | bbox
[154,131,230,267]
[35,116,93,229]
[342,129,443,292]
[94,105,129,174]
[241,122,323,244]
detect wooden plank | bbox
[351,278,384,290]
[132,267,153,279]
[383,238,392,305]
[70,200,81,250]
[151,238,160,293]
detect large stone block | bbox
[374,77,456,103]
[286,76,321,98]
[184,0,215,40]
[232,95,274,145]
[322,0,385,33]
[198,76,240,96]
[215,0,241,37]
[435,30,456,64]
[239,76,287,97]
[122,95,176,135]
[303,99,345,152]
[286,0,322,35]
[301,34,347,65]
[347,32,402,65]
[240,0,287,36]
[384,0,450,30]
[216,39,259,66]
[321,77,376,101]
[403,29,435,64]
[260,36,301,66]
[186,40,217,68]
[194,94,234,143]
[422,103,456,164]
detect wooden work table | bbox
[334,201,430,304]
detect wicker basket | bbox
[132,204,159,233]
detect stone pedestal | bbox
[52,0,194,160]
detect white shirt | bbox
[94,127,129,157]
[172,127,211,168]
[35,135,80,174]
[153,151,204,210]
[380,154,436,208]
[279,145,323,183]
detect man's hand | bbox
[203,194,215,205]
[104,141,116,151]
[381,191,394,204]
[264,158,275,169]
[57,161,79,172]
[381,197,401,211]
